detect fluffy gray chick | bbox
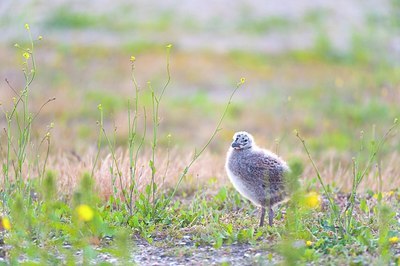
[225,131,289,226]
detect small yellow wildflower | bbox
[387,191,394,197]
[38,35,43,40]
[23,52,30,60]
[389,236,399,244]
[130,56,136,62]
[304,192,321,209]
[97,104,102,110]
[166,44,172,48]
[76,204,94,222]
[1,217,11,230]
[25,23,30,30]
[306,240,313,247]
[240,77,246,84]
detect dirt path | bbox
[132,237,277,266]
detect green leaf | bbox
[214,235,223,249]
[129,215,139,227]
[145,184,151,196]
[149,160,156,174]
[215,187,227,202]
[360,198,368,213]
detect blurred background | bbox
[0,0,399,190]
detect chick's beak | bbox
[231,141,241,148]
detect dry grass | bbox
[5,146,397,200]
[38,149,227,200]
[300,151,400,192]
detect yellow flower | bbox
[76,204,94,222]
[389,236,399,244]
[130,56,136,62]
[38,35,43,40]
[23,52,30,60]
[304,192,321,209]
[25,23,30,30]
[306,240,313,247]
[1,217,11,230]
[166,44,172,48]
[240,77,246,84]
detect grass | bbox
[0,25,400,265]
[44,6,174,33]
[44,8,105,29]
[237,16,294,34]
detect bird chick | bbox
[225,131,289,226]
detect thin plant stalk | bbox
[12,25,36,192]
[165,78,245,206]
[36,129,52,182]
[295,131,337,216]
[100,123,129,205]
[126,56,148,215]
[128,107,146,214]
[346,119,398,230]
[127,57,146,214]
[91,105,104,179]
[149,45,172,210]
